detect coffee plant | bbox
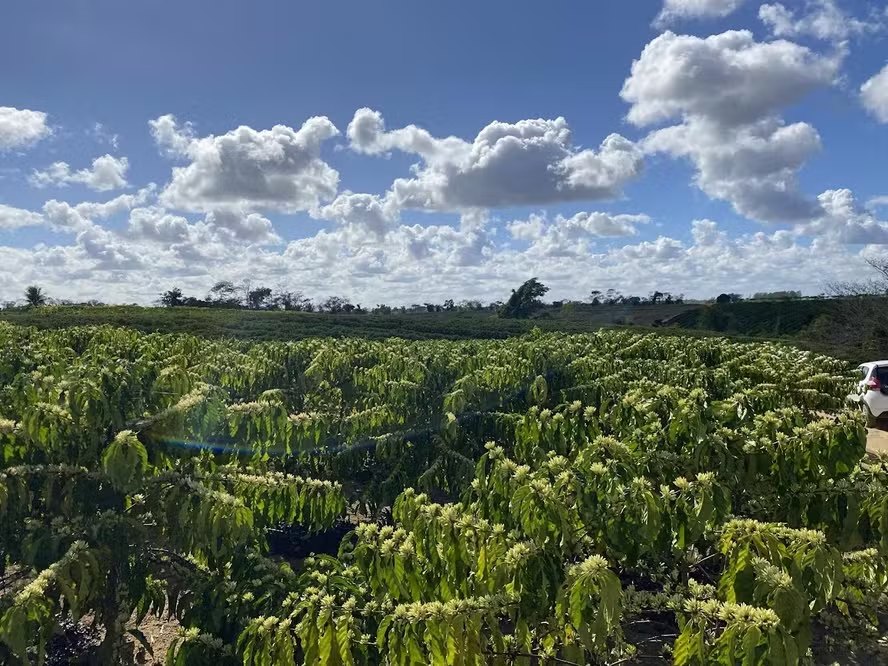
[1,321,886,664]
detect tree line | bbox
[6,280,825,318]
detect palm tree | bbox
[24,285,47,307]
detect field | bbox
[2,322,888,665]
[663,300,834,338]
[0,303,695,341]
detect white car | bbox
[847,361,888,426]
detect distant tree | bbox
[240,279,253,307]
[750,291,801,301]
[500,278,549,318]
[24,285,47,307]
[589,290,603,305]
[650,291,664,305]
[160,287,185,307]
[247,286,273,310]
[603,289,623,305]
[272,289,309,311]
[425,303,436,313]
[664,293,673,305]
[209,280,240,307]
[373,304,392,315]
[443,299,455,311]
[322,296,351,314]
[823,257,888,358]
[342,303,356,314]
[715,293,732,304]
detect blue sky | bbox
[1,0,887,305]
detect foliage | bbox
[500,278,550,319]
[24,285,47,308]
[2,323,888,665]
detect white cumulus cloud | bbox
[0,204,43,230]
[800,189,888,244]
[759,0,871,41]
[347,108,643,211]
[861,65,888,123]
[203,210,281,244]
[0,107,51,150]
[654,0,745,27]
[621,30,839,222]
[315,192,401,237]
[151,114,340,213]
[30,154,130,191]
[508,211,651,256]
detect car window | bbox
[876,366,888,384]
[858,366,870,380]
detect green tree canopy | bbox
[24,285,47,307]
[500,278,549,318]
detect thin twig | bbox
[690,552,720,569]
[634,633,678,645]
[146,547,200,572]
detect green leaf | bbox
[741,626,762,666]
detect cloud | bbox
[42,186,157,232]
[75,225,145,270]
[0,204,43,230]
[0,107,51,150]
[284,211,496,278]
[203,210,281,244]
[127,207,192,243]
[30,154,130,191]
[800,189,888,244]
[1,209,882,306]
[90,122,119,150]
[315,192,400,237]
[621,30,839,222]
[347,108,643,211]
[654,0,745,27]
[151,114,340,213]
[621,31,838,128]
[149,114,195,157]
[643,117,823,221]
[861,65,888,123]
[868,195,888,209]
[73,185,156,219]
[759,0,872,41]
[508,211,651,256]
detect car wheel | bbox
[861,403,878,427]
